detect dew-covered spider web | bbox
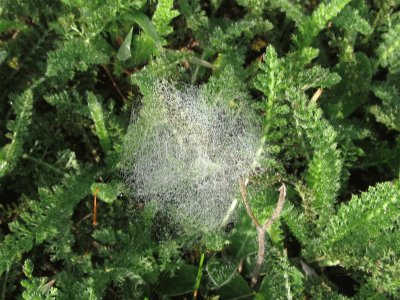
[122,80,261,233]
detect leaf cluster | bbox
[0,0,399,299]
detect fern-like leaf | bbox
[269,0,305,26]
[307,180,400,297]
[289,88,342,227]
[376,12,400,74]
[152,0,180,40]
[87,92,111,154]
[0,169,96,274]
[0,89,33,178]
[46,39,109,81]
[369,83,400,132]
[294,0,351,48]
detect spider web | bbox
[122,80,261,233]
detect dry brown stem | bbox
[238,177,287,287]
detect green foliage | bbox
[91,180,125,204]
[0,170,95,274]
[370,82,400,132]
[206,256,237,288]
[1,0,399,298]
[116,27,133,61]
[21,259,58,299]
[156,264,198,296]
[308,180,400,296]
[46,39,109,81]
[257,250,304,300]
[269,0,305,26]
[0,89,33,178]
[131,12,161,45]
[376,12,400,73]
[130,0,179,65]
[87,92,111,154]
[291,87,342,227]
[152,0,180,39]
[216,274,252,298]
[335,6,372,36]
[324,52,372,118]
[254,46,287,165]
[294,0,351,48]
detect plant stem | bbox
[238,177,287,287]
[1,268,9,300]
[239,178,260,228]
[191,52,207,85]
[100,64,126,102]
[23,154,65,175]
[193,253,205,300]
[93,188,99,227]
[252,226,266,286]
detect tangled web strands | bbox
[122,81,261,232]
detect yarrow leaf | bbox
[0,89,33,178]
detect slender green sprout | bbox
[193,253,205,299]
